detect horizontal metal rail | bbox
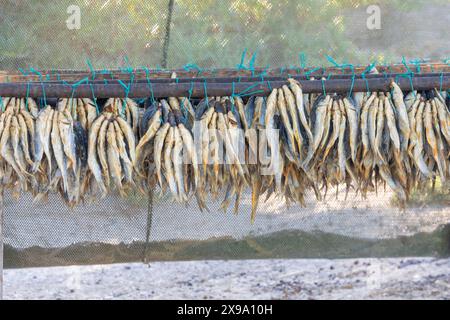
[0,76,448,98]
[6,72,449,86]
[1,62,448,82]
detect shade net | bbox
[1,0,450,268]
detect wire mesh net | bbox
[1,0,450,268]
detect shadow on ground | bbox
[5,224,450,269]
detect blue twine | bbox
[117,79,130,116]
[89,82,100,114]
[86,59,96,80]
[361,73,370,94]
[18,68,29,76]
[236,49,248,71]
[203,80,208,102]
[299,52,306,69]
[304,67,321,80]
[24,81,31,111]
[29,67,47,106]
[267,80,272,91]
[348,74,356,97]
[141,66,155,104]
[321,79,326,96]
[439,72,444,92]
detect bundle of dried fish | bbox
[104,98,140,136]
[88,103,136,198]
[33,103,88,206]
[0,97,39,197]
[56,98,97,130]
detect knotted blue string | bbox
[29,67,47,106]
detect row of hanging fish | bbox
[0,79,449,219]
[136,80,449,220]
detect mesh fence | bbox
[1,0,450,268]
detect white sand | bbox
[4,258,450,300]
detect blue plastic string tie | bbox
[86,59,96,80]
[299,52,306,69]
[236,49,248,71]
[24,81,31,112]
[141,67,155,104]
[267,80,272,91]
[304,67,321,80]
[348,74,356,97]
[248,51,258,76]
[18,68,29,76]
[0,97,4,112]
[321,79,326,96]
[30,67,47,106]
[361,73,370,94]
[230,82,236,112]
[117,79,130,116]
[89,82,100,114]
[439,72,444,92]
[203,80,208,102]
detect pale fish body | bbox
[360,92,376,159]
[179,123,200,188]
[163,127,179,199]
[51,111,69,193]
[431,100,447,178]
[135,109,162,168]
[115,116,136,164]
[319,97,333,151]
[11,116,29,175]
[323,99,340,160]
[1,114,25,184]
[277,88,297,155]
[32,106,51,172]
[217,112,246,180]
[208,113,220,181]
[390,81,410,152]
[234,96,248,131]
[77,98,88,130]
[17,113,34,166]
[199,107,215,172]
[172,127,187,201]
[288,79,313,148]
[424,101,445,181]
[87,114,107,195]
[343,97,359,162]
[154,122,171,188]
[434,98,450,145]
[59,111,77,173]
[303,95,330,167]
[264,89,283,190]
[106,123,125,195]
[338,113,347,181]
[282,84,303,154]
[97,116,111,188]
[379,165,406,203]
[368,96,379,157]
[43,108,55,175]
[113,120,133,185]
[407,97,421,157]
[383,96,400,150]
[413,101,431,177]
[374,95,386,163]
[82,98,98,129]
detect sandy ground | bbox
[4,258,450,300]
[4,190,450,249]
